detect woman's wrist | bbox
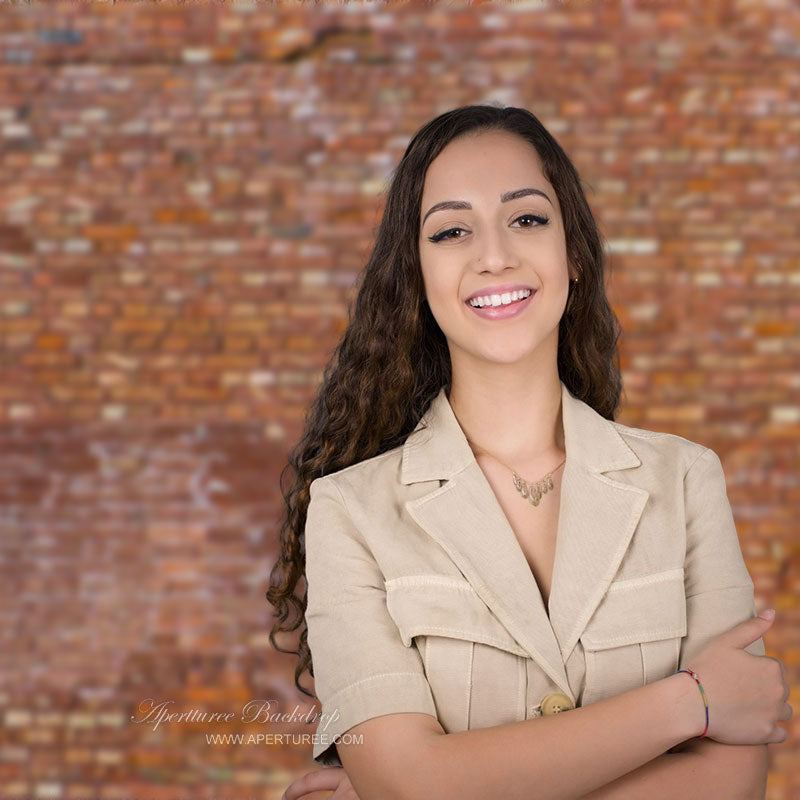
[660,671,709,743]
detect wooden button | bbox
[540,692,574,715]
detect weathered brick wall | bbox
[0,1,797,798]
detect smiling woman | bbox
[268,105,790,800]
[417,129,572,367]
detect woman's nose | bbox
[475,228,520,271]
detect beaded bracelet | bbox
[675,667,709,738]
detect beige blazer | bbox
[304,380,765,767]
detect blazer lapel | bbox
[401,380,649,700]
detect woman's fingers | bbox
[329,773,362,800]
[764,655,784,680]
[771,725,789,744]
[282,766,346,800]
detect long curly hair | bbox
[267,103,623,698]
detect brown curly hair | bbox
[266,103,623,698]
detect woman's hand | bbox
[282,766,361,800]
[687,610,792,745]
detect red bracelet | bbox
[675,667,709,738]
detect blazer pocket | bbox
[580,568,687,705]
[385,576,528,733]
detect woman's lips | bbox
[465,290,536,320]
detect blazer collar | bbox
[400,380,649,701]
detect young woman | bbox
[269,105,791,800]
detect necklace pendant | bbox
[508,462,564,509]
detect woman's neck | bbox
[447,371,565,471]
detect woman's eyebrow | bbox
[422,187,553,225]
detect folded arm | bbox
[581,739,768,800]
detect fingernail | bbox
[759,608,775,619]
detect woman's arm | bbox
[580,741,768,800]
[284,736,768,800]
[337,671,714,800]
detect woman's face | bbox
[418,129,574,370]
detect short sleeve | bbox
[679,447,765,671]
[304,476,437,767]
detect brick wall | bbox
[0,1,797,798]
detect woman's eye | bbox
[514,213,550,229]
[426,213,549,244]
[427,227,467,243]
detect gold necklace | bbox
[468,439,566,507]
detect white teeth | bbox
[468,289,532,308]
